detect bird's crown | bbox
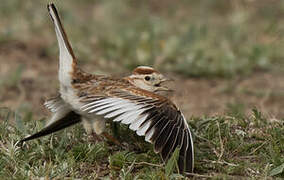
[132,66,159,75]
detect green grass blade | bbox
[270,163,284,176]
[165,147,180,176]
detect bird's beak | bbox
[156,86,174,92]
[155,76,174,92]
[160,76,174,83]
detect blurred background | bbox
[0,0,284,120]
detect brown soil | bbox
[1,40,283,121]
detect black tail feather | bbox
[20,111,81,143]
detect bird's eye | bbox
[144,76,151,81]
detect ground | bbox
[0,0,283,179]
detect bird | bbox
[20,3,194,174]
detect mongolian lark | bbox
[20,3,194,173]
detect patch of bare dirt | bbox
[172,73,284,119]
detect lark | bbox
[20,3,194,173]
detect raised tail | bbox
[47,3,77,87]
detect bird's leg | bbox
[102,132,123,147]
[91,132,103,142]
[86,119,123,147]
[91,119,122,147]
[111,122,120,140]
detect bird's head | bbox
[127,66,173,92]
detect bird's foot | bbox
[88,132,103,143]
[102,132,125,148]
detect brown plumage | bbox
[20,3,194,174]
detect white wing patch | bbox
[81,98,118,111]
[121,108,145,124]
[106,108,132,120]
[81,97,154,142]
[136,120,151,136]
[129,114,147,131]
[115,109,138,123]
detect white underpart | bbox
[48,5,73,87]
[81,117,93,134]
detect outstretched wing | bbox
[79,90,194,173]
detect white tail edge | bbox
[47,3,76,87]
